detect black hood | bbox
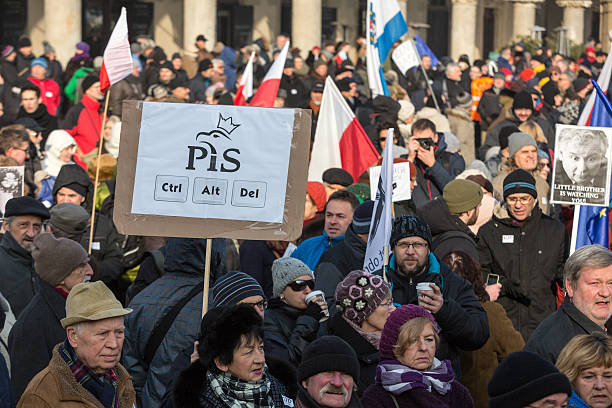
[52,164,94,212]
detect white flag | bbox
[363,129,394,274]
[392,40,420,75]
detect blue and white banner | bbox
[366,0,408,96]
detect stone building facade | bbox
[0,0,606,66]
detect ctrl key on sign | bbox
[232,181,267,208]
[154,175,189,202]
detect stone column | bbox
[44,0,81,66]
[450,0,478,61]
[601,1,612,51]
[510,0,543,39]
[292,0,322,56]
[556,0,592,44]
[183,0,216,53]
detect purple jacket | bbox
[361,382,474,408]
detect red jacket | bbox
[63,95,102,168]
[28,77,60,116]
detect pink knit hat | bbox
[379,304,439,359]
[334,270,390,325]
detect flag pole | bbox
[88,90,111,254]
[383,244,389,282]
[202,238,213,317]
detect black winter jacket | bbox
[314,224,367,305]
[417,197,479,262]
[8,280,65,399]
[377,254,489,378]
[477,205,568,340]
[523,297,606,364]
[263,298,324,370]
[0,233,37,317]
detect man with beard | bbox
[295,336,363,407]
[0,196,50,317]
[17,83,58,145]
[376,215,489,378]
[417,179,483,262]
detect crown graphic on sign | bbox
[217,114,240,136]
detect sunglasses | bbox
[287,279,315,292]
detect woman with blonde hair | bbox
[518,120,547,144]
[556,332,612,408]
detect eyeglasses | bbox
[379,299,395,310]
[395,241,428,251]
[506,196,533,205]
[287,279,315,292]
[244,299,268,311]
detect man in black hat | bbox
[166,77,190,102]
[15,37,34,74]
[296,336,363,408]
[195,34,213,62]
[336,78,359,111]
[376,214,489,378]
[280,58,307,108]
[0,196,50,316]
[189,58,214,103]
[477,169,567,340]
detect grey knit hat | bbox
[49,203,89,239]
[508,132,537,158]
[32,233,89,286]
[272,257,314,298]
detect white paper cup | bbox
[416,282,434,296]
[305,290,329,322]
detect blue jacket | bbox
[291,231,344,270]
[0,353,14,408]
[122,238,225,408]
[568,391,590,408]
[219,46,237,90]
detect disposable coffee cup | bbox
[416,282,434,296]
[305,290,329,322]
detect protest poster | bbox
[550,124,612,206]
[368,161,412,202]
[0,166,24,216]
[391,40,420,75]
[114,101,311,241]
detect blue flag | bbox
[414,34,440,67]
[574,80,612,249]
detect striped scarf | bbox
[376,357,455,396]
[58,339,119,408]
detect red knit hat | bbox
[306,181,326,212]
[379,304,438,360]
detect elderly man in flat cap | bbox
[18,281,135,407]
[0,196,50,317]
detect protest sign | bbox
[0,166,24,216]
[392,40,420,75]
[114,101,311,240]
[551,124,612,206]
[369,161,412,202]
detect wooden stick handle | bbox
[88,90,111,255]
[202,238,213,317]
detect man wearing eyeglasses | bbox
[379,214,489,378]
[477,169,568,341]
[0,126,29,165]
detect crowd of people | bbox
[0,27,611,408]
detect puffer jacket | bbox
[123,238,224,408]
[477,203,568,340]
[376,253,489,379]
[263,298,325,370]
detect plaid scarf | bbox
[376,357,455,396]
[58,339,119,408]
[205,368,274,408]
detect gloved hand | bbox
[304,300,324,320]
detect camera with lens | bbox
[417,138,435,150]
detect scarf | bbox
[205,368,274,408]
[342,315,382,349]
[376,357,455,396]
[58,339,119,408]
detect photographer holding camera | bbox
[407,118,465,208]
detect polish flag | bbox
[249,41,290,107]
[234,52,256,106]
[99,7,133,93]
[308,77,379,183]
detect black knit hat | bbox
[499,125,520,150]
[5,196,50,219]
[390,215,432,248]
[489,351,571,408]
[503,169,537,200]
[352,200,374,234]
[322,168,353,186]
[298,336,360,382]
[512,91,533,111]
[81,75,99,93]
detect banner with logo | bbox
[114,101,311,240]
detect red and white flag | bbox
[308,76,379,183]
[249,41,290,107]
[234,52,256,106]
[100,7,132,93]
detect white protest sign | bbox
[369,162,412,202]
[131,102,295,223]
[392,40,420,75]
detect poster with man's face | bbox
[550,124,612,206]
[0,166,24,216]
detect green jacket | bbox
[64,67,94,102]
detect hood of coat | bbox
[52,164,94,212]
[418,197,475,238]
[163,238,220,277]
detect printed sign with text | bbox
[369,162,412,202]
